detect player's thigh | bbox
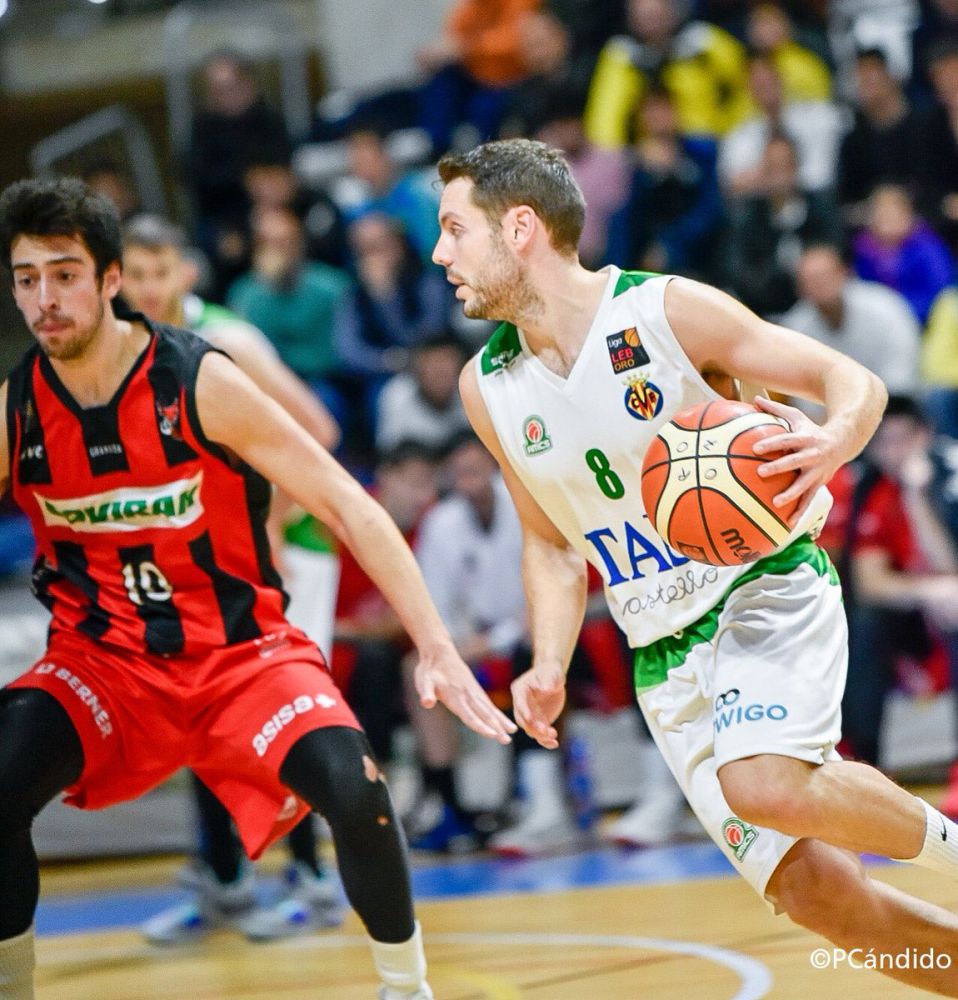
[196,650,365,856]
[204,654,361,774]
[639,647,800,905]
[0,687,84,821]
[711,564,847,770]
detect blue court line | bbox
[36,841,737,937]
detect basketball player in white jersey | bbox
[433,138,958,995]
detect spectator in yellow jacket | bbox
[746,3,832,103]
[923,286,958,437]
[583,0,750,148]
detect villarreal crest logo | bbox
[623,374,663,421]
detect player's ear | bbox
[101,260,123,300]
[505,205,536,252]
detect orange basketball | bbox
[640,400,798,566]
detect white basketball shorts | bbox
[637,558,847,905]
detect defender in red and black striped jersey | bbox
[8,316,292,656]
[0,177,514,1000]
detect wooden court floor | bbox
[35,854,958,999]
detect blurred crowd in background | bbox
[7,0,958,874]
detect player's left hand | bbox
[510,660,568,750]
[751,396,843,525]
[415,644,516,745]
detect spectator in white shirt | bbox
[719,51,843,196]
[781,244,922,412]
[404,433,529,853]
[376,336,470,454]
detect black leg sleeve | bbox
[190,772,244,884]
[0,689,83,938]
[346,640,405,763]
[280,726,414,943]
[285,813,320,873]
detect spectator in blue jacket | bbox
[853,184,957,326]
[604,85,721,277]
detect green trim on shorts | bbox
[633,535,838,694]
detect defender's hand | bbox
[415,645,516,744]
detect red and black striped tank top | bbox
[6,319,290,656]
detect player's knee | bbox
[770,840,867,938]
[718,757,814,832]
[281,726,392,832]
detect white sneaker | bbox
[142,900,221,945]
[142,865,257,945]
[239,862,343,941]
[488,810,584,858]
[604,792,686,849]
[377,987,434,1000]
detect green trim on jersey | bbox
[613,270,660,298]
[480,273,661,370]
[195,300,245,330]
[633,535,838,694]
[480,323,522,375]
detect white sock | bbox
[896,798,958,874]
[370,921,427,995]
[637,738,684,804]
[518,750,567,822]
[0,926,34,1000]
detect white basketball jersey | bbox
[475,267,832,649]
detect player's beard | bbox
[462,232,543,323]
[36,299,104,361]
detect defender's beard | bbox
[37,299,104,361]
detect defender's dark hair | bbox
[437,139,586,257]
[0,177,122,278]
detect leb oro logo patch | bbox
[606,327,650,374]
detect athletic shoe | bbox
[173,857,205,891]
[142,900,218,945]
[408,804,479,854]
[603,793,687,849]
[142,865,257,945]
[378,986,434,1000]
[239,862,343,941]
[487,810,583,859]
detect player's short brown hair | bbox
[437,139,585,257]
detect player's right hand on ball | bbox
[511,661,567,749]
[752,395,843,524]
